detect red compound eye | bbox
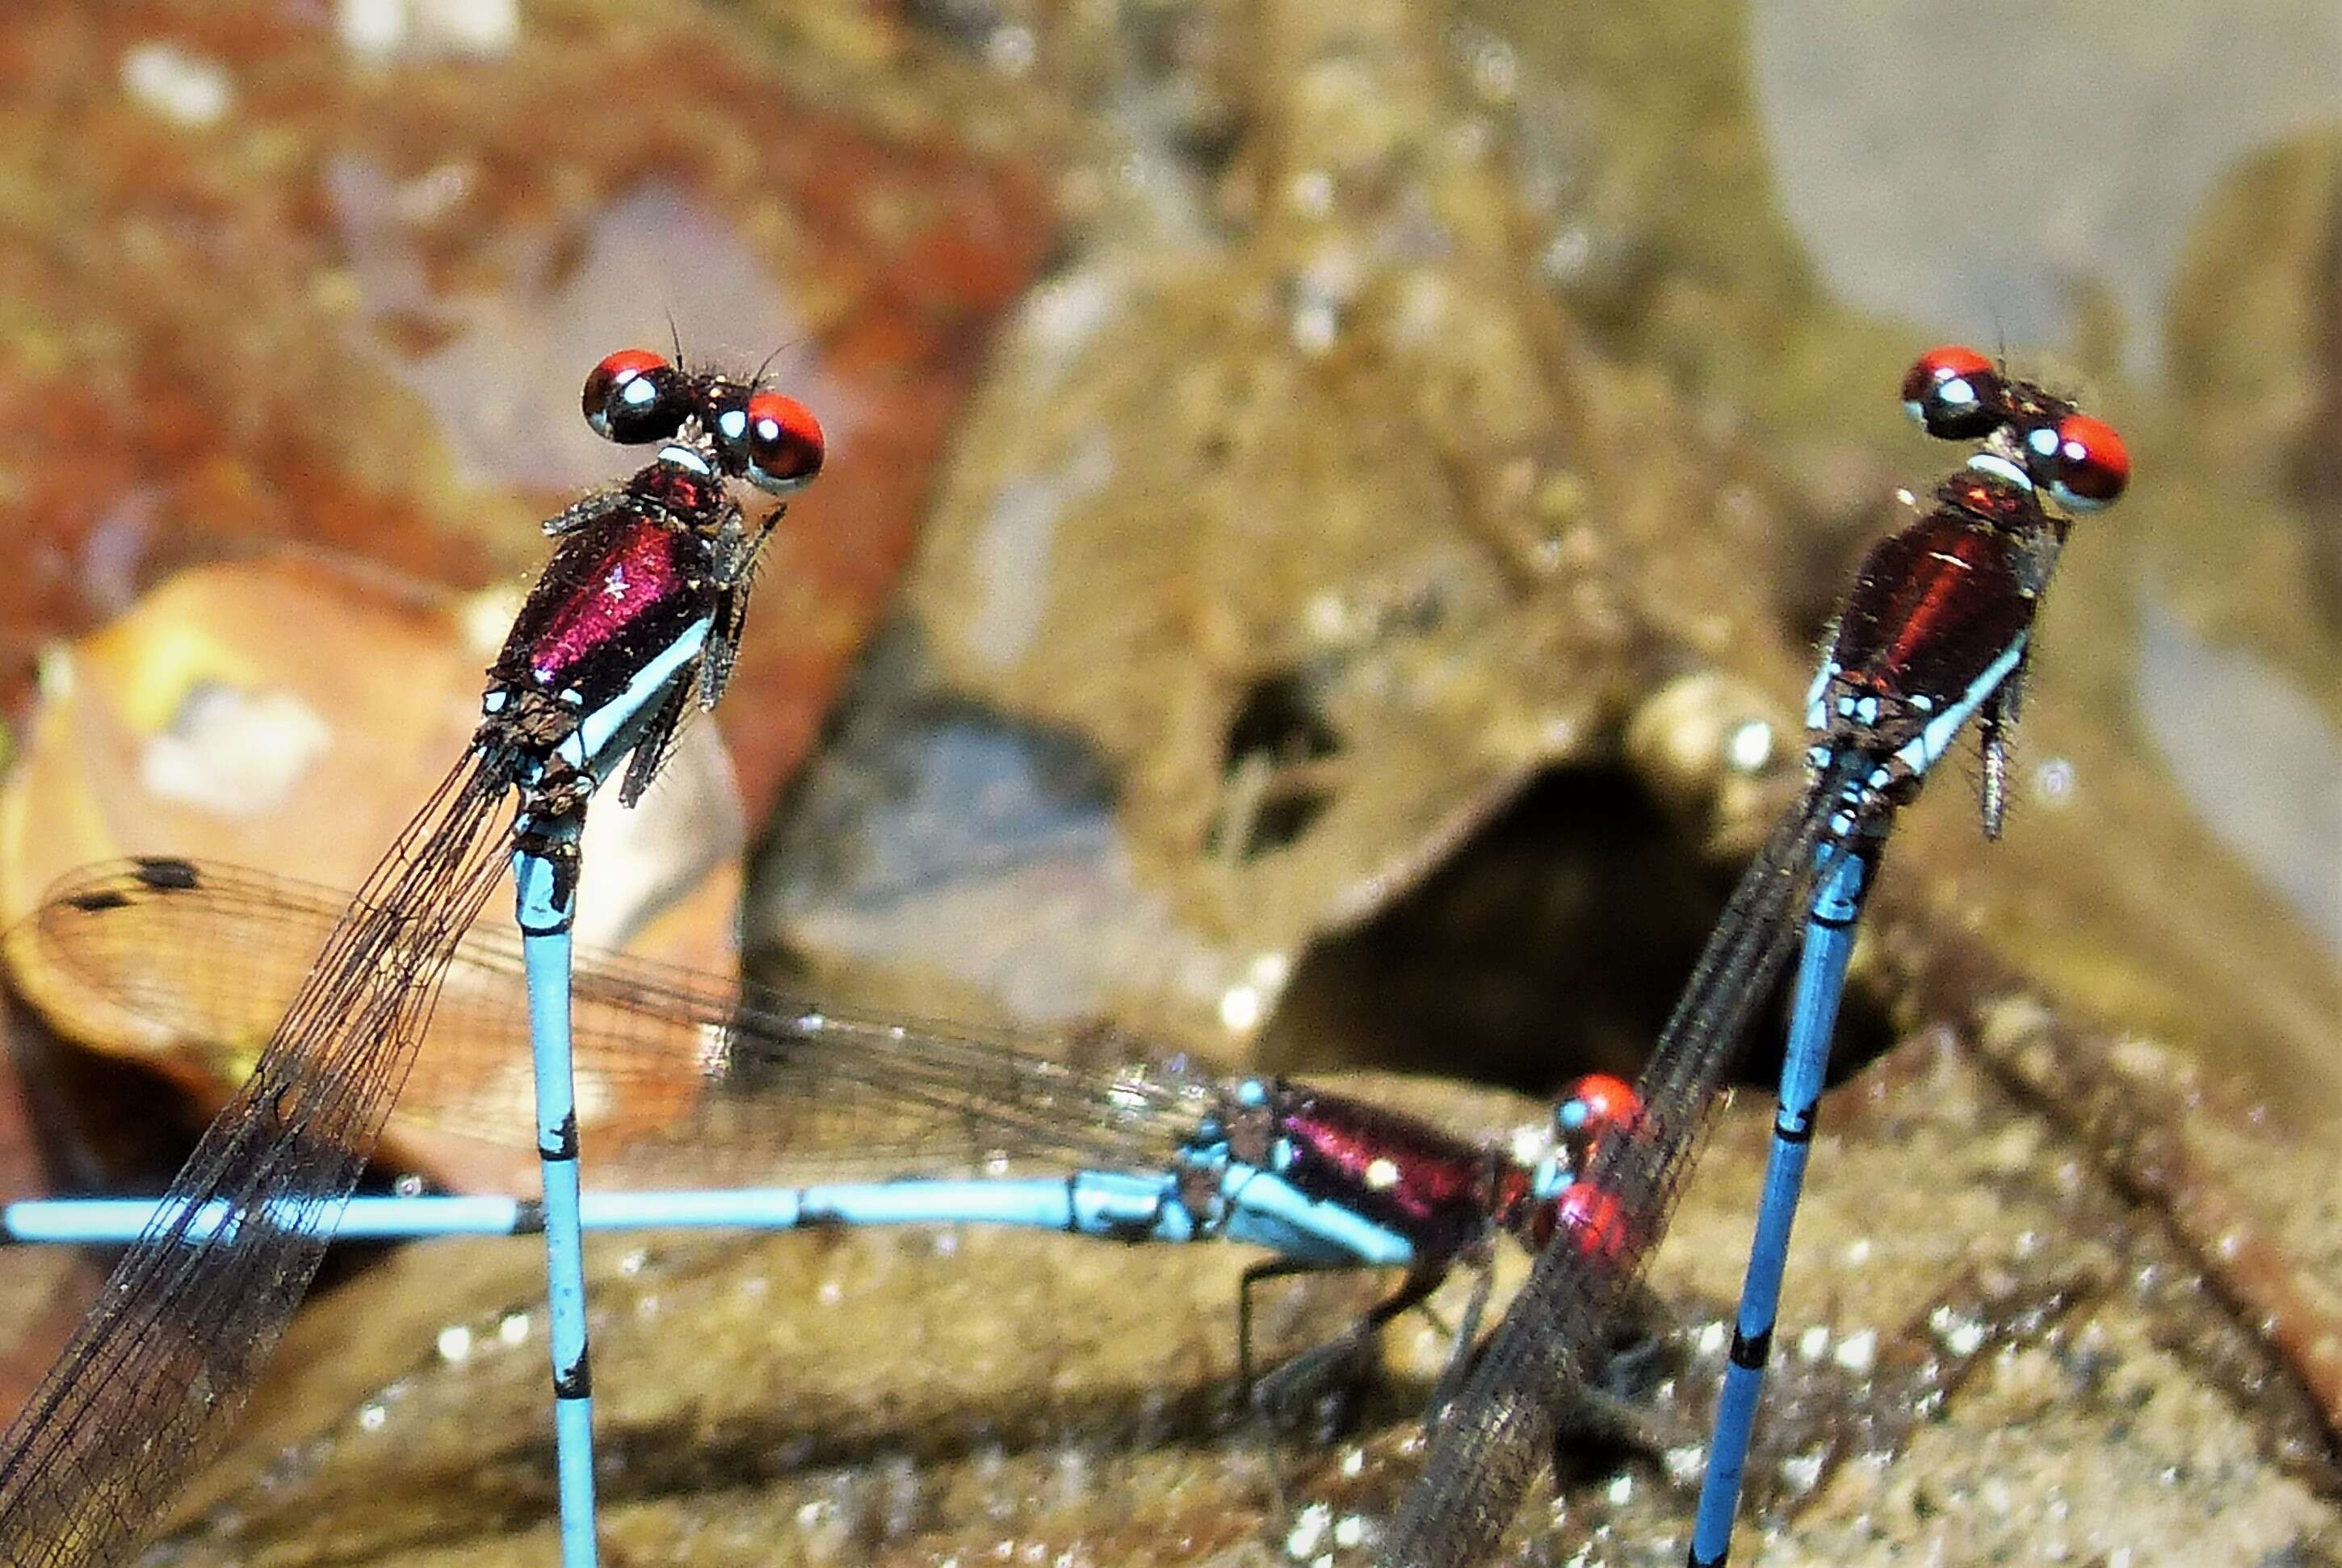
[1551,1181,1631,1261]
[1900,344,2003,441]
[582,349,684,444]
[740,391,824,495]
[1558,1074,1642,1141]
[2042,411,2127,512]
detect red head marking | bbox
[1903,345,1991,395]
[592,347,668,387]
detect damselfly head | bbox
[1904,345,2129,521]
[1505,1073,1645,1250]
[581,350,826,497]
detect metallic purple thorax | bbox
[1828,476,2037,732]
[492,476,720,716]
[1272,1086,1502,1260]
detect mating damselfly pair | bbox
[0,342,2126,1567]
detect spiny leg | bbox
[614,673,696,810]
[1248,1261,1450,1425]
[1424,1243,1496,1418]
[542,489,632,539]
[1975,658,2027,841]
[701,509,781,712]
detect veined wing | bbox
[15,858,1219,1187]
[0,761,513,1566]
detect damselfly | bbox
[4,855,1642,1419]
[0,349,824,1568]
[1381,345,2129,1566]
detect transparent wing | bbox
[0,761,513,1566]
[15,858,1218,1188]
[1383,759,1849,1565]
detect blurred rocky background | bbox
[0,0,2336,1562]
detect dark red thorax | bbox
[1828,511,2031,716]
[493,510,717,713]
[1273,1087,1496,1260]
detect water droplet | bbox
[2031,757,2076,805]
